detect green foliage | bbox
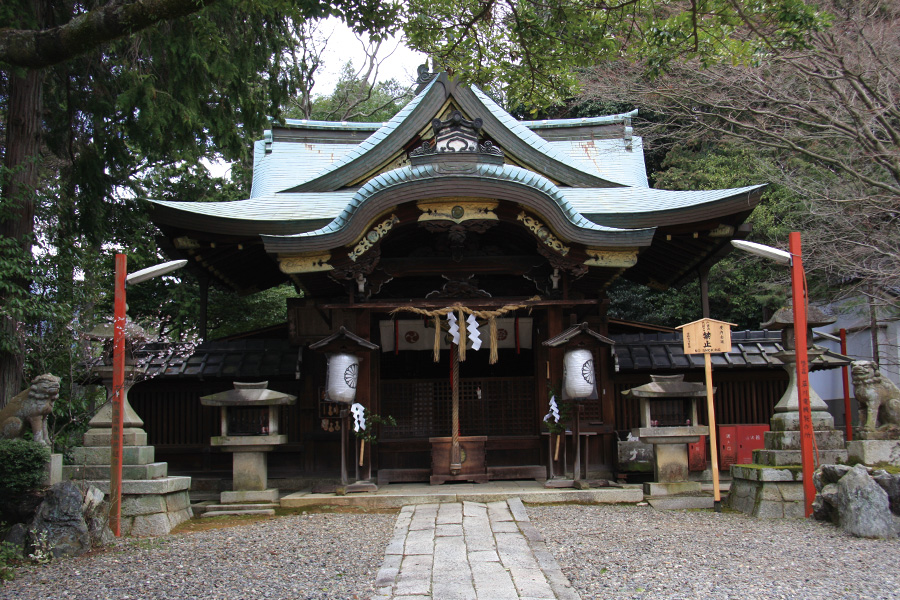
[609,142,803,328]
[0,440,50,496]
[0,539,22,582]
[354,413,397,444]
[304,62,413,122]
[403,0,828,109]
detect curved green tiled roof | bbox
[565,185,766,228]
[261,162,656,253]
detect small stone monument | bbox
[64,321,192,536]
[846,360,900,466]
[624,374,710,497]
[728,307,848,518]
[200,381,296,515]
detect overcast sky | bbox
[315,17,427,94]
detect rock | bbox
[812,483,839,522]
[2,523,27,552]
[872,471,900,516]
[815,464,853,490]
[834,465,896,539]
[82,485,114,547]
[0,489,46,525]
[27,481,91,558]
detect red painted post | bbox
[789,233,816,518]
[840,328,853,441]
[110,254,127,537]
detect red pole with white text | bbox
[789,233,816,517]
[110,254,127,536]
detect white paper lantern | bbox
[326,353,359,404]
[563,348,594,399]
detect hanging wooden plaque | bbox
[677,318,735,355]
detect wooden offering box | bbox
[429,436,488,485]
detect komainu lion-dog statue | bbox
[851,360,900,433]
[0,374,60,446]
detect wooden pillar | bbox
[356,310,372,479]
[699,267,710,319]
[198,272,209,340]
[597,295,615,477]
[547,306,564,474]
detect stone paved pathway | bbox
[371,498,580,600]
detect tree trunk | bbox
[0,61,44,405]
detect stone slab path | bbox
[371,498,580,600]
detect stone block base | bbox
[83,427,148,447]
[63,462,169,481]
[754,448,847,467]
[123,505,192,537]
[726,477,805,518]
[770,410,834,431]
[221,489,279,504]
[847,439,900,467]
[764,429,846,451]
[71,445,155,466]
[643,481,701,496]
[116,487,192,537]
[44,453,63,486]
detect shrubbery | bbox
[0,439,50,496]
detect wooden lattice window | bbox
[381,377,536,439]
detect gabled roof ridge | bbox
[521,109,639,129]
[275,119,385,131]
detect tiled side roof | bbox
[611,330,850,372]
[549,138,649,188]
[249,140,359,199]
[284,77,441,192]
[141,339,301,380]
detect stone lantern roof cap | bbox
[200,381,297,406]
[760,306,836,330]
[622,374,710,397]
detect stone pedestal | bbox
[727,343,847,518]
[847,440,900,467]
[728,465,806,518]
[63,375,192,537]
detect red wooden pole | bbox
[789,233,816,518]
[840,328,853,441]
[110,254,127,536]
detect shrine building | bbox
[143,71,783,483]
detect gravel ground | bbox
[530,504,900,600]
[0,511,395,600]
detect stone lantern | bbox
[755,306,848,465]
[200,381,296,513]
[624,375,710,496]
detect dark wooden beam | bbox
[320,297,599,310]
[380,255,543,277]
